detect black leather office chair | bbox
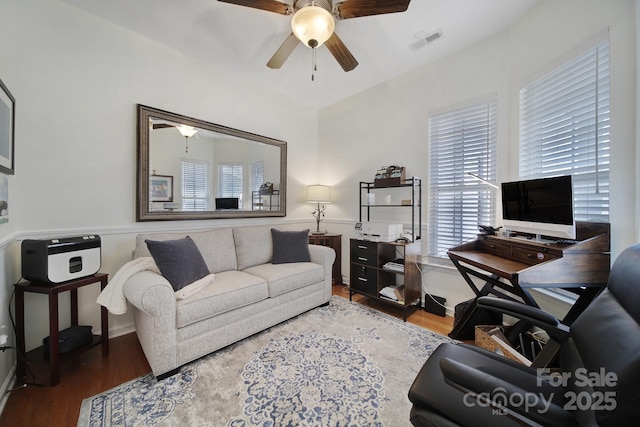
[408,243,640,427]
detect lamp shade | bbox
[307,185,331,203]
[291,5,335,48]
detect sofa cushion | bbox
[271,229,311,264]
[135,228,238,273]
[233,225,301,270]
[243,262,324,298]
[175,270,268,328]
[145,236,210,292]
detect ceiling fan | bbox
[218,0,412,73]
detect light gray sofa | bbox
[123,225,335,378]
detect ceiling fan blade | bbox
[335,0,411,19]
[152,123,175,129]
[267,33,300,69]
[325,32,358,72]
[217,0,293,15]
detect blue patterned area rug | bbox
[78,296,455,426]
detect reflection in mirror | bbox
[137,105,287,221]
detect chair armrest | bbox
[440,357,577,427]
[477,296,570,342]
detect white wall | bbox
[319,0,637,315]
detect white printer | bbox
[355,222,403,242]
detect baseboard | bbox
[0,362,16,417]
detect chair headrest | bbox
[606,243,640,325]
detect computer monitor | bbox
[215,197,239,210]
[501,175,575,241]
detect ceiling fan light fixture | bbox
[177,125,197,139]
[291,5,335,48]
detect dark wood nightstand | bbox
[309,233,342,285]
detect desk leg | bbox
[15,289,26,382]
[48,292,60,386]
[562,287,602,325]
[448,278,498,339]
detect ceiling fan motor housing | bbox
[294,0,333,13]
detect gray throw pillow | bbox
[145,236,210,291]
[271,229,311,264]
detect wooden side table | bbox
[309,233,342,285]
[14,273,109,386]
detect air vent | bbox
[409,30,443,51]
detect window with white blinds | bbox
[218,164,244,202]
[251,161,264,192]
[182,159,209,211]
[428,101,498,258]
[519,39,610,222]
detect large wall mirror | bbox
[137,104,287,221]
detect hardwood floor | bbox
[333,285,454,335]
[0,286,454,426]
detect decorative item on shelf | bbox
[374,165,405,187]
[259,182,274,195]
[306,184,331,235]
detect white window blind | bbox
[182,159,209,211]
[519,39,610,222]
[219,164,244,202]
[251,161,264,192]
[428,101,498,258]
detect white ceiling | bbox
[60,0,538,109]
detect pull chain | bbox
[311,47,317,81]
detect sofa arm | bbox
[123,270,179,376]
[309,244,336,275]
[123,270,177,321]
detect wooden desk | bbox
[14,273,109,386]
[309,233,342,285]
[447,222,610,365]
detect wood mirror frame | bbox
[136,104,287,221]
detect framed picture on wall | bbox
[0,78,15,175]
[150,174,173,202]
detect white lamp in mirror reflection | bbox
[306,184,331,234]
[177,125,198,153]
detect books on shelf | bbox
[379,285,405,304]
[383,258,405,273]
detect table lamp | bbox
[306,185,331,234]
